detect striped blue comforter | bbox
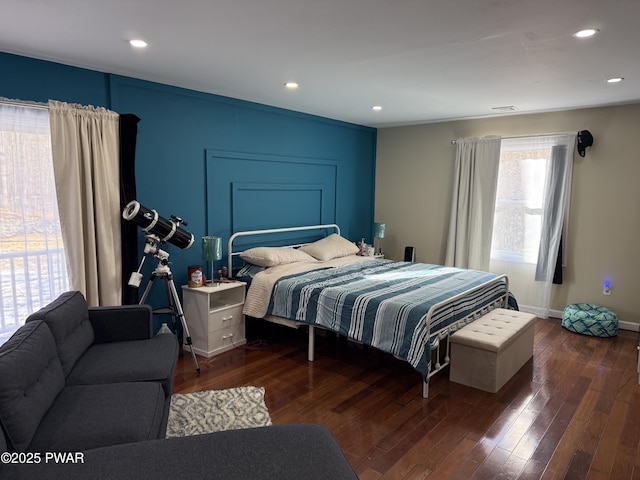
[267,260,508,378]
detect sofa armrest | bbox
[88,305,153,343]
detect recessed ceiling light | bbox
[573,28,599,38]
[606,77,624,83]
[372,105,383,111]
[285,82,299,89]
[129,39,148,48]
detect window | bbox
[490,136,570,265]
[0,102,69,345]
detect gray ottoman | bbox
[562,303,618,337]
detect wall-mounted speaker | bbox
[404,246,415,262]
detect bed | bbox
[228,224,510,397]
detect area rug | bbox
[166,386,272,438]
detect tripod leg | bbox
[138,273,156,305]
[163,275,178,333]
[166,274,200,374]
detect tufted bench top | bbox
[450,308,537,352]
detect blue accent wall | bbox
[0,52,376,311]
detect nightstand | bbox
[182,282,247,358]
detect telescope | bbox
[123,200,194,250]
[122,200,200,373]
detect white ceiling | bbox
[1,0,638,128]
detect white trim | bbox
[522,305,638,332]
[518,305,554,319]
[618,320,638,332]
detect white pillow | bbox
[239,247,317,267]
[299,234,359,261]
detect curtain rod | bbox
[0,98,48,110]
[451,131,576,145]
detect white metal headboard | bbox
[227,224,340,272]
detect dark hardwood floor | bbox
[174,317,640,479]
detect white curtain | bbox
[0,100,69,343]
[489,133,575,318]
[48,100,121,306]
[445,136,501,271]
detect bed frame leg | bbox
[308,326,315,362]
[422,380,429,398]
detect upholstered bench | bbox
[449,308,537,393]
[562,303,618,337]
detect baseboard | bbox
[618,320,639,332]
[549,309,563,319]
[518,305,562,319]
[520,306,638,332]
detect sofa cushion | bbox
[26,291,95,377]
[3,424,360,480]
[0,321,65,452]
[89,304,154,343]
[28,382,165,452]
[66,334,179,397]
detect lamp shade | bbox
[374,222,386,239]
[201,236,222,261]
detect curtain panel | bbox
[49,100,121,306]
[530,134,575,316]
[535,144,573,282]
[119,113,141,305]
[445,136,501,271]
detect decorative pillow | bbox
[299,233,359,261]
[239,247,317,267]
[236,263,266,281]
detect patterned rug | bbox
[166,386,272,438]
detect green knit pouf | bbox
[562,303,618,337]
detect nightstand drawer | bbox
[208,322,245,352]
[208,305,243,333]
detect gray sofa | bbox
[0,291,179,453]
[0,291,359,480]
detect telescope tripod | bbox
[139,264,200,374]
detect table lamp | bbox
[201,236,222,284]
[374,222,386,255]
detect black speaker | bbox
[404,246,415,262]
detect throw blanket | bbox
[266,260,508,378]
[243,255,375,318]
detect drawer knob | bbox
[222,333,234,340]
[222,315,234,321]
